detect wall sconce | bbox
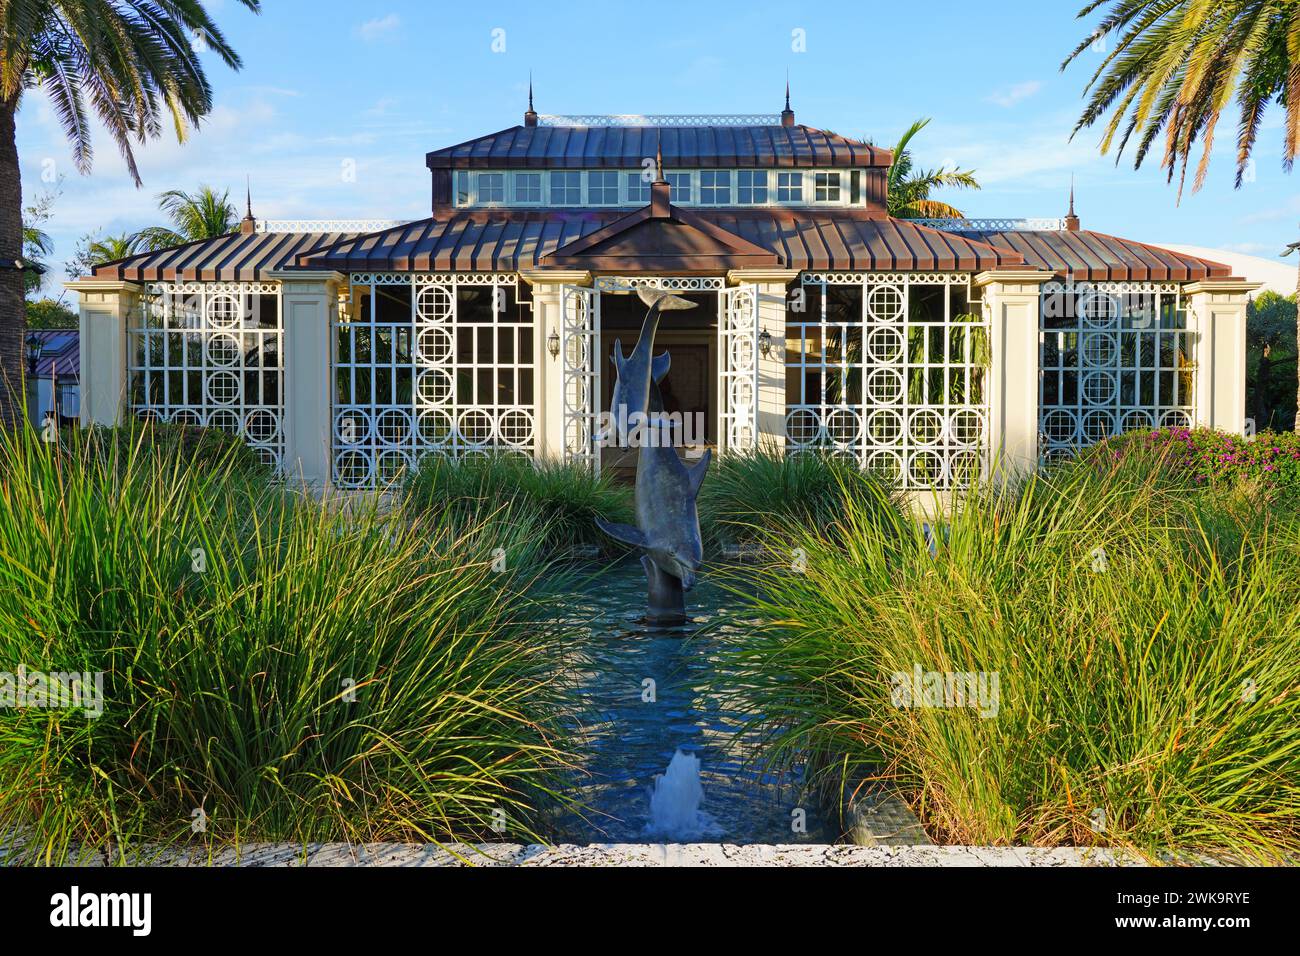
[25,333,42,375]
[547,328,560,358]
[758,326,773,358]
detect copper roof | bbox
[295,210,1022,273]
[425,124,891,170]
[966,228,1231,282]
[89,230,360,282]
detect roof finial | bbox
[240,176,256,235]
[524,73,538,127]
[781,73,795,127]
[1065,175,1080,231]
[654,128,665,183]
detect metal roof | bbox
[26,329,79,380]
[424,124,891,170]
[965,229,1232,282]
[89,230,361,282]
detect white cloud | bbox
[987,81,1043,108]
[357,14,400,42]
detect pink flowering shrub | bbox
[1092,427,1300,495]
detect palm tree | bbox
[885,118,981,219]
[21,222,51,295]
[0,1,260,427]
[1285,236,1300,431]
[85,233,142,266]
[1063,1,1298,196]
[132,186,239,251]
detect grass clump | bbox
[721,453,1300,860]
[0,423,571,863]
[697,446,895,550]
[404,453,633,559]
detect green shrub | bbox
[0,424,570,862]
[1096,426,1300,499]
[697,446,895,550]
[720,454,1300,859]
[404,453,633,559]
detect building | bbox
[25,329,80,429]
[67,96,1259,491]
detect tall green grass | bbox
[697,446,896,550]
[719,450,1300,859]
[0,423,571,863]
[404,453,634,559]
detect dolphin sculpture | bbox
[596,288,711,625]
[604,287,679,447]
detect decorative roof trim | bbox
[537,114,782,127]
[913,217,1069,232]
[255,219,405,234]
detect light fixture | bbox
[758,326,773,358]
[25,333,42,375]
[547,327,560,358]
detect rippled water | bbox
[549,559,833,844]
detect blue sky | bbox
[17,0,1300,292]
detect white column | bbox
[520,270,590,462]
[1184,279,1261,434]
[64,279,140,427]
[729,269,799,453]
[976,270,1054,479]
[270,270,344,487]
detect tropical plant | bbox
[1244,290,1298,430]
[131,186,239,252]
[884,118,981,219]
[0,0,259,427]
[1063,0,1300,195]
[24,297,77,329]
[1286,238,1300,429]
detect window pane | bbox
[777,172,803,202]
[626,172,650,204]
[456,171,470,205]
[700,170,731,204]
[514,173,541,203]
[587,170,618,204]
[815,172,841,202]
[550,171,581,204]
[667,172,691,202]
[479,173,504,203]
[738,170,768,204]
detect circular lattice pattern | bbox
[206,294,243,329]
[1160,409,1192,429]
[205,370,240,405]
[564,334,589,369]
[949,409,984,447]
[865,408,904,445]
[1081,331,1118,368]
[334,450,371,488]
[416,326,453,364]
[416,368,454,406]
[563,373,591,413]
[415,284,453,323]
[865,368,905,405]
[866,285,905,322]
[1041,409,1079,445]
[908,408,945,446]
[565,417,591,453]
[375,449,411,484]
[785,408,820,445]
[866,325,906,363]
[866,449,904,484]
[1121,409,1156,431]
[1079,291,1120,329]
[205,408,240,433]
[1081,410,1117,443]
[729,334,754,370]
[1082,370,1117,406]
[498,409,533,447]
[949,450,981,487]
[244,409,280,444]
[417,409,454,446]
[729,379,754,412]
[908,450,945,487]
[168,409,201,427]
[254,446,281,470]
[457,409,494,446]
[825,408,862,447]
[375,408,412,446]
[205,333,241,367]
[334,409,371,445]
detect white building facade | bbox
[68,108,1258,491]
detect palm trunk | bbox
[1295,254,1300,432]
[0,96,25,429]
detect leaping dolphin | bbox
[603,287,693,447]
[596,288,711,624]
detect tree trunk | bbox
[0,97,25,429]
[1295,251,1300,432]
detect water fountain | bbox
[647,749,708,839]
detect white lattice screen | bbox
[128,282,284,468]
[720,286,758,452]
[785,273,989,489]
[333,274,534,487]
[1039,282,1194,458]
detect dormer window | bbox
[776,171,803,203]
[515,172,542,203]
[666,172,691,203]
[478,173,505,204]
[737,170,768,204]
[550,171,581,205]
[815,172,841,202]
[699,171,731,205]
[588,171,619,205]
[626,172,651,204]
